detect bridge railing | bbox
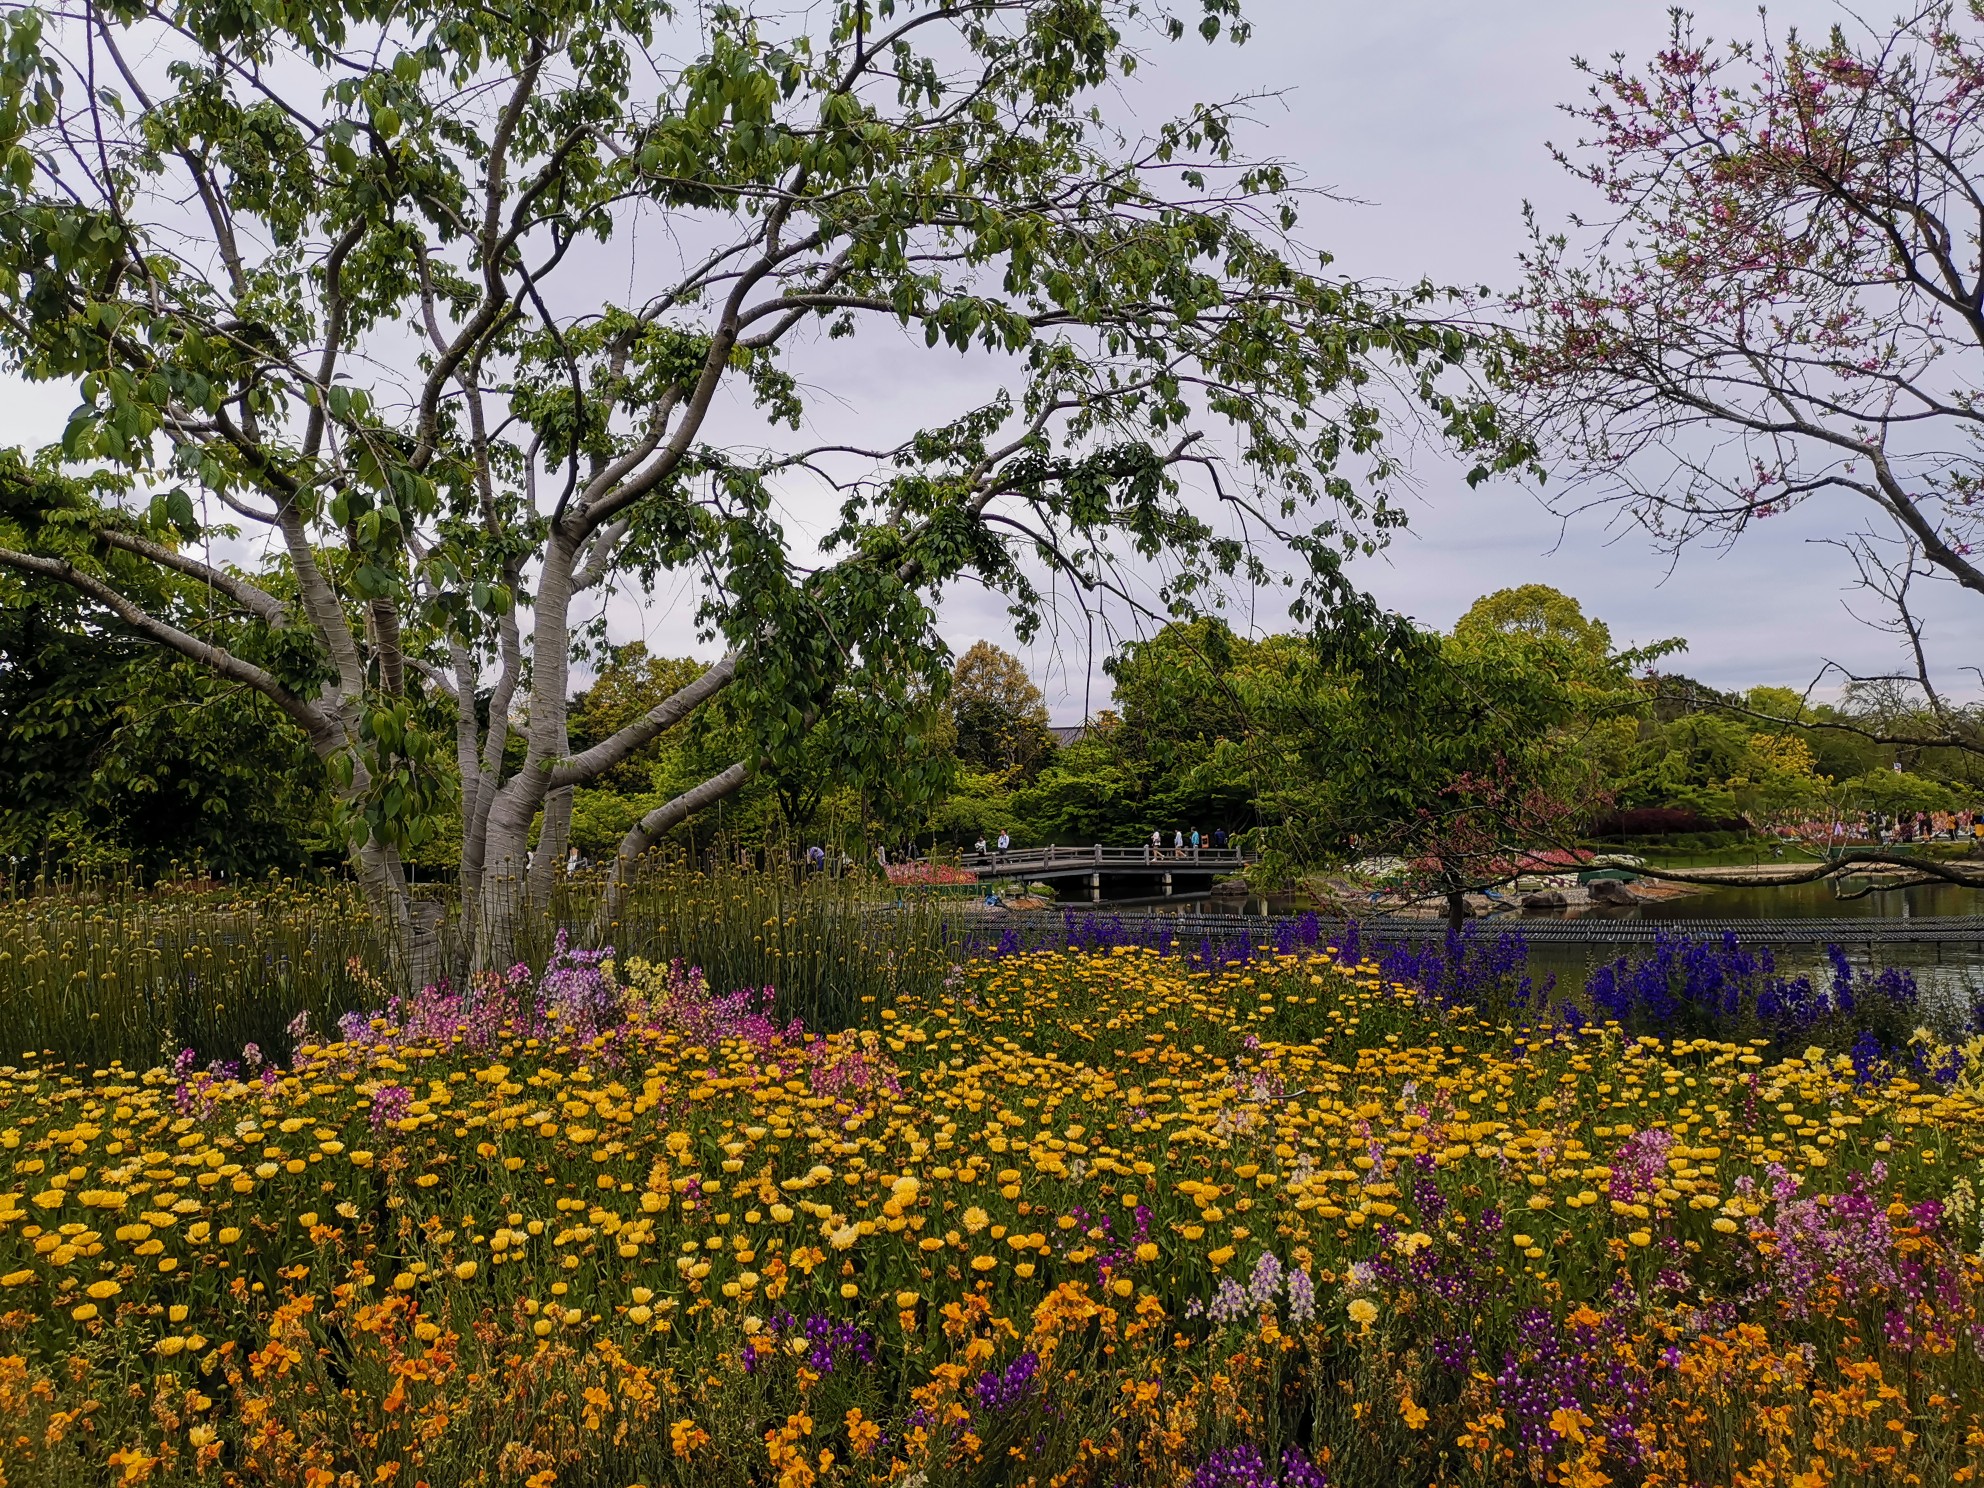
[963,844,1253,874]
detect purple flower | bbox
[1247,1251,1284,1309]
[1607,1127,1676,1204]
[1191,1444,1328,1488]
[974,1350,1039,1413]
[1286,1266,1316,1324]
[368,1083,412,1131]
[1193,1444,1275,1488]
[1207,1277,1250,1325]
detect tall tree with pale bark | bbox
[0,0,1513,965]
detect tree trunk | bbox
[528,714,575,910]
[474,807,532,972]
[351,834,439,990]
[531,785,575,903]
[1445,888,1467,933]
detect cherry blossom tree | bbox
[1512,2,1984,895]
[1516,4,1984,754]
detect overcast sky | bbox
[975,0,1977,721]
[9,0,1970,722]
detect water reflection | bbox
[1642,878,1984,922]
[1093,880,1984,1016]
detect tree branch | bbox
[0,545,331,743]
[548,652,738,789]
[594,759,755,937]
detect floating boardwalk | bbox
[944,907,1984,949]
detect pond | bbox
[1086,875,1984,1018]
[1642,875,1984,922]
[1524,876,1984,1019]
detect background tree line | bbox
[13,579,1980,883]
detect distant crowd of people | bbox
[1865,809,1983,845]
[1143,826,1229,858]
[1780,809,1984,847]
[957,827,1233,859]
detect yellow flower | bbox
[1550,1406,1590,1444]
[71,1302,98,1321]
[1628,1230,1652,1247]
[670,1418,710,1459]
[962,1206,989,1234]
[454,1261,478,1280]
[829,1224,859,1250]
[86,1280,121,1300]
[1712,1216,1740,1234]
[895,1290,920,1309]
[0,1269,32,1287]
[1346,1298,1378,1327]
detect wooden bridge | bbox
[964,844,1255,901]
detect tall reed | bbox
[0,863,956,1067]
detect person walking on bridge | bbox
[1213,826,1228,851]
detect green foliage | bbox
[1840,768,1958,819]
[949,641,1054,779]
[0,455,332,875]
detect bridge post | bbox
[1089,872,1101,903]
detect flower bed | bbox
[882,863,982,888]
[1,942,1981,1484]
